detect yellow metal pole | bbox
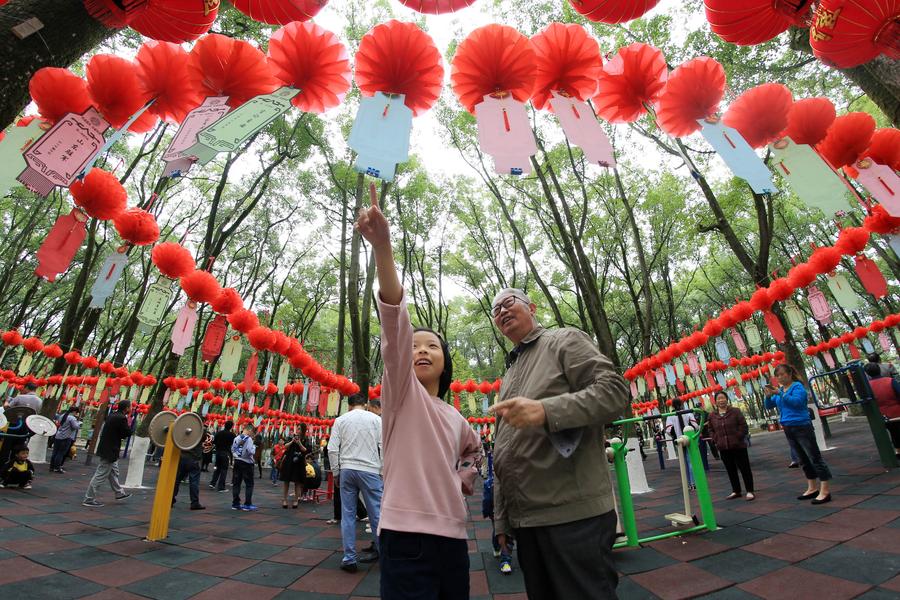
[146,428,181,541]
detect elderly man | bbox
[489,288,629,600]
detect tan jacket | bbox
[493,326,628,534]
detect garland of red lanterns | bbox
[624,210,898,382]
[804,313,900,356]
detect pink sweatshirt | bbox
[377,293,482,540]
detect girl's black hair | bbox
[413,327,453,399]
[774,363,800,381]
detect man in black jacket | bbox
[173,416,206,510]
[209,421,236,492]
[83,400,133,507]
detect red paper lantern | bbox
[127,0,219,43]
[569,0,660,23]
[248,327,276,351]
[113,208,159,246]
[863,128,900,171]
[188,34,279,109]
[451,24,536,115]
[355,20,444,117]
[592,43,667,124]
[42,343,63,359]
[704,0,812,45]
[816,112,876,168]
[267,21,351,114]
[63,350,82,364]
[22,337,44,353]
[397,0,477,13]
[86,54,157,133]
[29,68,93,125]
[810,0,900,68]
[180,270,220,304]
[151,242,195,279]
[136,40,203,124]
[70,168,127,221]
[1,330,23,347]
[656,57,725,137]
[857,256,889,298]
[784,97,836,146]
[231,0,326,24]
[722,83,793,149]
[211,287,243,315]
[529,23,602,111]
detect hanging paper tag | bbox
[763,311,786,344]
[715,337,731,362]
[16,352,32,376]
[636,376,646,394]
[826,273,860,311]
[138,277,174,331]
[771,138,851,215]
[186,87,299,166]
[686,376,695,392]
[807,285,833,324]
[348,92,412,182]
[697,350,707,370]
[784,300,805,331]
[163,96,230,176]
[467,394,477,413]
[340,396,348,415]
[482,396,489,413]
[96,375,107,393]
[139,387,150,406]
[861,337,875,354]
[854,158,900,215]
[171,302,199,356]
[879,332,892,353]
[475,94,537,176]
[715,372,726,387]
[629,381,637,398]
[888,235,900,258]
[855,256,888,298]
[89,250,128,308]
[219,335,243,381]
[0,118,46,197]
[82,99,155,176]
[674,360,685,379]
[654,370,665,388]
[201,315,228,363]
[730,328,748,356]
[550,92,615,168]
[698,118,776,194]
[168,390,180,408]
[17,108,110,197]
[35,209,88,282]
[276,361,289,394]
[745,322,762,351]
[687,352,699,374]
[834,346,847,364]
[664,363,676,385]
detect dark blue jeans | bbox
[174,456,201,507]
[380,530,469,599]
[50,438,73,470]
[232,460,254,506]
[783,424,832,481]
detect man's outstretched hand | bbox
[489,397,546,428]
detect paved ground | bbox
[0,418,898,599]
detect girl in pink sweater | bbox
[357,184,482,599]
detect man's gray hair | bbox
[492,288,533,309]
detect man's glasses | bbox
[492,296,525,317]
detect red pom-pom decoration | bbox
[230,0,326,24]
[127,0,219,43]
[704,0,812,45]
[22,336,43,353]
[70,168,127,221]
[816,112,876,168]
[702,319,724,337]
[835,226,871,255]
[151,241,195,279]
[189,34,279,109]
[211,287,243,315]
[749,287,774,312]
[29,68,93,125]
[180,270,221,304]
[809,246,842,274]
[272,330,292,355]
[355,20,443,117]
[42,343,63,359]
[63,350,82,365]
[86,54,157,133]
[228,309,259,334]
[248,327,276,351]
[569,0,660,23]
[810,0,900,68]
[267,21,351,114]
[656,57,725,137]
[529,22,602,111]
[113,208,159,246]
[731,301,754,322]
[451,24,536,115]
[1,330,23,346]
[592,43,667,124]
[136,41,203,124]
[722,83,793,149]
[784,97,836,146]
[787,263,817,288]
[864,128,900,171]
[865,204,900,234]
[768,278,795,302]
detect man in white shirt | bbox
[327,393,383,572]
[6,382,42,412]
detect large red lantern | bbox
[136,41,203,124]
[656,57,725,137]
[783,97,836,145]
[29,68,93,125]
[188,34,279,109]
[529,23,602,111]
[810,0,900,68]
[592,43,666,124]
[86,54,158,133]
[230,0,326,24]
[704,0,813,46]
[816,112,876,168]
[864,128,900,171]
[722,83,793,148]
[128,0,219,43]
[354,20,444,117]
[568,0,660,23]
[268,21,351,114]
[450,24,536,115]
[397,0,477,13]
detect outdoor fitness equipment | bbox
[808,362,899,469]
[0,406,35,464]
[608,409,717,548]
[146,411,204,541]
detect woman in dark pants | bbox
[765,363,833,504]
[707,391,754,500]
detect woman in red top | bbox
[707,391,755,500]
[864,363,900,456]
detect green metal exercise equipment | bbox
[608,409,717,548]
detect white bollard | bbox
[626,437,652,494]
[27,434,49,463]
[124,435,151,489]
[810,404,835,451]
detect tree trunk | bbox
[0,0,116,129]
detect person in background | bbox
[253,432,264,479]
[271,436,287,485]
[0,446,34,489]
[302,453,323,501]
[653,425,666,470]
[867,353,898,379]
[279,432,307,508]
[209,421,235,492]
[5,382,42,412]
[50,405,81,473]
[864,362,900,457]
[707,391,755,501]
[765,363,833,504]
[482,449,514,575]
[172,416,205,510]
[231,424,257,511]
[83,400,133,507]
[200,430,214,472]
[367,399,381,416]
[665,399,699,489]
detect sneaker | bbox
[190,504,206,510]
[340,562,358,573]
[241,504,258,511]
[0,483,5,488]
[208,484,215,489]
[231,504,242,510]
[218,488,228,493]
[23,484,32,489]
[365,524,372,534]
[83,499,104,507]
[326,518,339,525]
[57,468,66,473]
[116,492,132,500]
[788,462,799,469]
[499,554,513,575]
[359,550,379,564]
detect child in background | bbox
[271,437,287,485]
[1,446,35,489]
[231,424,257,511]
[302,453,323,501]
